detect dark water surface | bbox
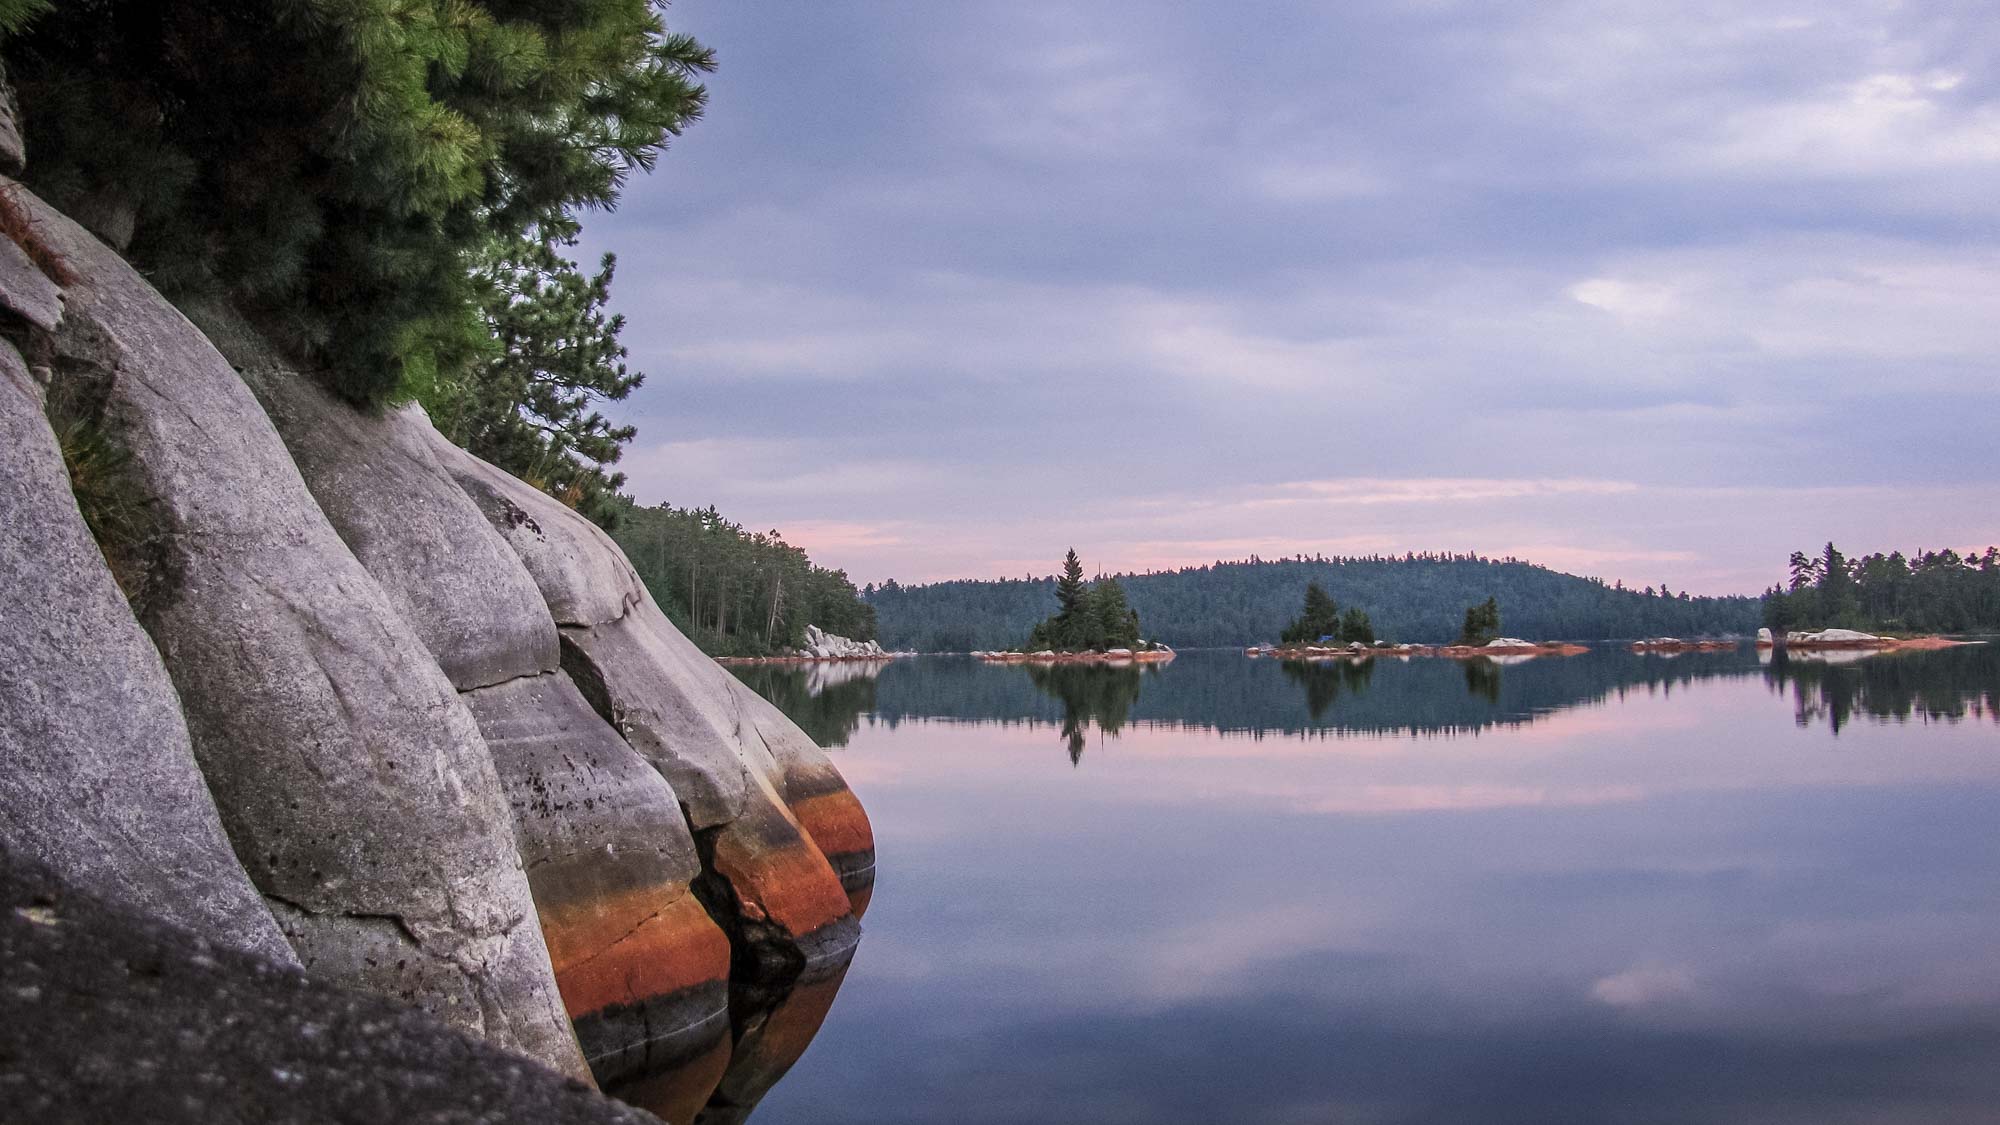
[734,645,2000,1124]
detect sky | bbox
[577,0,2000,595]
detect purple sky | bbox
[578,0,2000,595]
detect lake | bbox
[728,644,2000,1124]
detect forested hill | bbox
[865,555,1759,651]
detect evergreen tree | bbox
[1338,606,1375,645]
[430,225,641,527]
[6,2,713,405]
[1047,549,1088,647]
[1458,597,1501,645]
[1281,582,1341,644]
[1089,577,1141,649]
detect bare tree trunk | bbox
[766,573,783,646]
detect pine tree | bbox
[1338,606,1375,645]
[5,2,714,405]
[431,225,642,527]
[1457,597,1501,645]
[1281,582,1341,643]
[1051,549,1087,648]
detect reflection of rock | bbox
[1632,637,1737,653]
[695,956,855,1125]
[805,658,887,695]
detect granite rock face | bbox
[0,340,291,963]
[237,361,738,1114]
[0,848,656,1125]
[439,436,866,1111]
[231,352,559,691]
[17,178,587,1080]
[0,171,871,1120]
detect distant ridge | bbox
[864,555,1758,651]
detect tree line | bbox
[1761,542,2000,634]
[612,502,877,658]
[867,554,1758,651]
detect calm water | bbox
[736,645,2000,1124]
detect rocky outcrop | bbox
[0,167,870,1119]
[440,438,867,1114]
[800,625,888,660]
[232,357,736,1113]
[0,848,656,1125]
[20,179,587,1080]
[0,341,291,963]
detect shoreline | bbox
[977,649,1176,666]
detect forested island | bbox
[868,554,1758,651]
[1761,542,2000,635]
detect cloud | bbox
[571,0,2000,595]
[1592,963,1700,1007]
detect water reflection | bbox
[1278,656,1375,719]
[731,643,1998,746]
[1022,662,1149,764]
[729,643,2000,1123]
[1764,644,1999,733]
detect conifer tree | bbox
[1338,606,1375,645]
[5,1,713,405]
[1458,597,1501,645]
[432,224,642,526]
[1281,582,1341,644]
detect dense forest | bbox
[866,554,1758,651]
[610,502,876,657]
[1761,543,2000,635]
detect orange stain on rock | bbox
[543,890,731,1019]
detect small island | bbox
[977,550,1176,665]
[1251,590,1588,660]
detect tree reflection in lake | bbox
[729,643,2000,748]
[1022,661,1149,765]
[1278,657,1376,719]
[1765,643,1999,733]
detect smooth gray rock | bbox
[468,671,731,1088]
[227,350,558,690]
[0,847,657,1125]
[15,178,588,1081]
[0,231,61,333]
[0,341,292,964]
[435,434,644,628]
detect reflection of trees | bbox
[1461,657,1502,705]
[1765,647,1999,734]
[1279,658,1376,719]
[726,664,879,749]
[1023,663,1147,765]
